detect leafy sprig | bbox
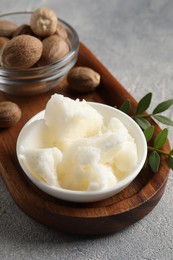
[119,93,173,172]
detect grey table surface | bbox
[0,0,173,259]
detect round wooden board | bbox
[0,43,170,235]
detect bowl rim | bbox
[16,102,148,202]
[0,11,79,74]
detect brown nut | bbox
[38,35,69,66]
[0,20,18,37]
[0,101,21,128]
[1,35,43,69]
[67,67,101,93]
[0,37,9,50]
[55,23,68,40]
[0,37,9,66]
[30,7,58,37]
[12,24,34,38]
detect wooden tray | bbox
[0,43,170,235]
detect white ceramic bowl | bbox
[16,102,147,203]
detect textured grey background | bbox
[0,0,173,259]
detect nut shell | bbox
[0,101,21,128]
[67,67,101,93]
[0,37,9,66]
[30,7,58,37]
[12,24,34,38]
[0,37,9,50]
[55,23,68,40]
[1,35,43,69]
[38,35,69,66]
[0,20,18,37]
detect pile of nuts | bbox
[0,6,101,93]
[0,7,70,69]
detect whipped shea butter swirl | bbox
[18,94,138,191]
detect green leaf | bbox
[136,92,152,115]
[135,117,151,130]
[143,126,154,142]
[149,151,160,173]
[153,99,173,114]
[168,156,173,170]
[119,99,131,114]
[153,115,173,126]
[154,128,168,149]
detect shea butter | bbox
[18,94,138,192]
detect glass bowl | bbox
[0,12,79,96]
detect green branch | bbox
[119,93,173,172]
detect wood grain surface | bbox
[0,43,170,235]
